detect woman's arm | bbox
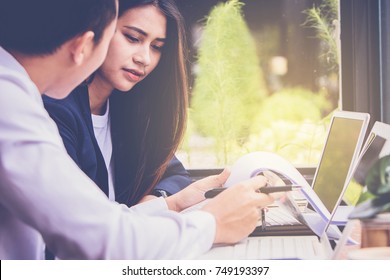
[153,155,192,195]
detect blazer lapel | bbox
[76,86,110,197]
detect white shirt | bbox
[91,102,115,201]
[0,46,216,259]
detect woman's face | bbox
[96,4,167,92]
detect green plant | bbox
[349,155,390,219]
[244,98,333,165]
[303,0,339,71]
[189,0,267,165]
[253,87,332,126]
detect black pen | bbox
[204,185,301,199]
[261,208,266,231]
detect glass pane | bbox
[176,0,340,169]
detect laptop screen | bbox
[312,116,366,212]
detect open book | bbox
[224,151,311,188]
[183,151,342,238]
[223,151,330,219]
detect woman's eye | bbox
[152,44,164,52]
[125,34,139,43]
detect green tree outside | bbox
[190,0,267,165]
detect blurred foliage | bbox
[349,156,390,219]
[245,88,332,164]
[181,0,338,168]
[254,87,332,125]
[303,0,339,71]
[190,0,267,164]
[365,155,390,195]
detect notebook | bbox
[223,110,370,236]
[198,121,389,260]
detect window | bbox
[176,0,341,170]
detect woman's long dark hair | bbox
[110,0,188,206]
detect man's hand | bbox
[201,175,274,244]
[164,169,275,245]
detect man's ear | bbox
[70,31,95,65]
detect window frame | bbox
[340,0,389,129]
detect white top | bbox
[0,46,216,260]
[91,102,115,201]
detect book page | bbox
[224,151,311,188]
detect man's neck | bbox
[10,51,59,95]
[9,47,80,99]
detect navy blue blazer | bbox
[43,86,192,205]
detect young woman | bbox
[43,0,191,206]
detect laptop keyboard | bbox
[249,203,315,237]
[262,207,302,226]
[202,236,324,259]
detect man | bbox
[0,0,273,259]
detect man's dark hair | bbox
[0,0,117,55]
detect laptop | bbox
[222,110,370,236]
[198,121,389,260]
[300,110,370,222]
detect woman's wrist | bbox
[165,193,185,212]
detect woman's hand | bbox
[138,195,158,204]
[165,168,230,212]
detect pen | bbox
[261,208,266,231]
[204,185,301,199]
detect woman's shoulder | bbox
[43,86,89,115]
[42,86,91,129]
